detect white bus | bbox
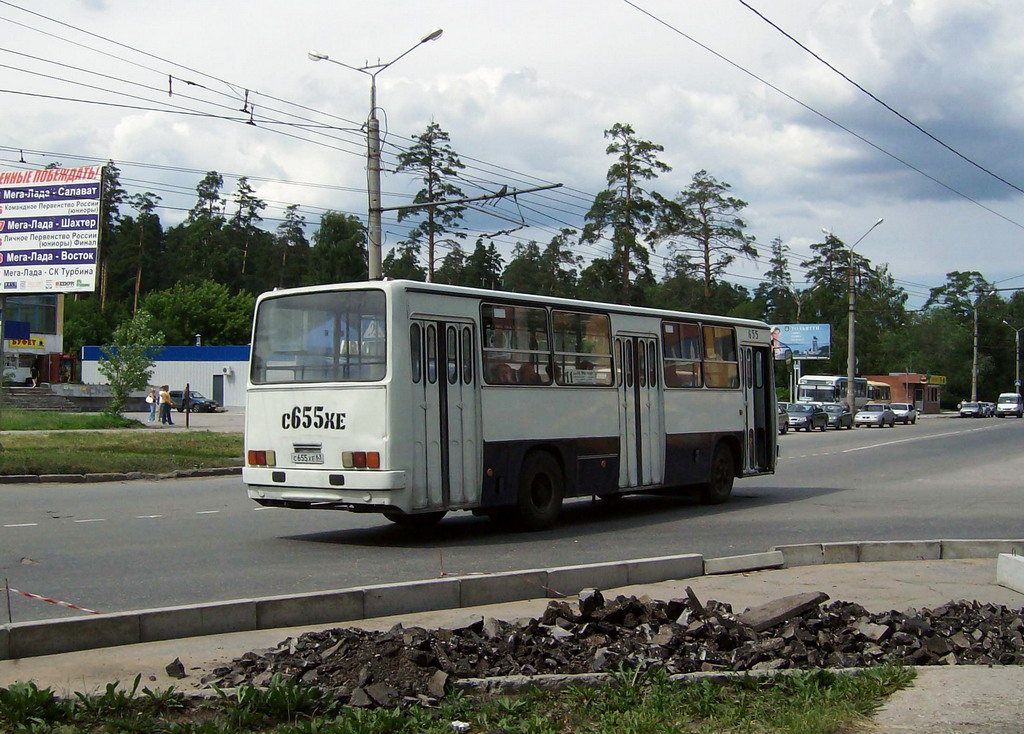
[797,374,869,408]
[244,280,777,530]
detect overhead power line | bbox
[621,0,1024,233]
[735,0,1024,198]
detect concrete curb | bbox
[0,467,241,484]
[771,539,1024,567]
[996,553,1024,594]
[3,540,1023,661]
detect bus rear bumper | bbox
[243,466,406,501]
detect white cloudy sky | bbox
[4,0,1024,307]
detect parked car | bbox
[169,390,221,413]
[822,402,854,429]
[995,392,1023,418]
[786,402,828,431]
[777,404,790,434]
[959,401,984,418]
[854,403,896,428]
[890,402,918,424]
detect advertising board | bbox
[770,323,831,360]
[0,166,103,294]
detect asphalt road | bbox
[2,415,1022,623]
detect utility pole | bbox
[824,218,883,413]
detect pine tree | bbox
[582,123,670,305]
[395,121,467,280]
[655,169,756,306]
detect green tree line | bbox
[69,122,1024,406]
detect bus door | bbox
[615,334,664,488]
[411,320,480,510]
[741,344,773,472]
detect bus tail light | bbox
[342,451,380,469]
[247,450,276,467]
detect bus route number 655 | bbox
[281,406,346,430]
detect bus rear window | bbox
[251,290,387,384]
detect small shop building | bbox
[864,372,945,414]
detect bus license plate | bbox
[292,452,324,465]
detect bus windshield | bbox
[798,385,837,403]
[251,289,387,384]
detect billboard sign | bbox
[0,166,103,294]
[770,323,831,360]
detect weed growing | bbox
[0,665,914,733]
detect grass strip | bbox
[0,665,915,733]
[0,408,139,431]
[0,431,242,475]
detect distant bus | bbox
[797,374,869,408]
[867,380,891,403]
[243,280,778,530]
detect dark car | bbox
[169,390,220,413]
[786,403,828,431]
[822,402,854,429]
[778,404,789,434]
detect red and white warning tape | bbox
[5,587,101,615]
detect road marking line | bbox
[195,510,220,515]
[843,426,996,453]
[253,507,270,511]
[136,515,163,519]
[3,523,38,528]
[73,518,105,523]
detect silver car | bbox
[854,403,896,428]
[890,402,918,424]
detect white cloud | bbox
[3,0,1023,305]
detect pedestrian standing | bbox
[146,387,158,422]
[159,384,175,425]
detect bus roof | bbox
[256,279,771,331]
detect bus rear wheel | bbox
[383,510,446,528]
[516,452,564,531]
[699,443,735,505]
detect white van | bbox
[995,392,1023,418]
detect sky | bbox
[4,0,1024,309]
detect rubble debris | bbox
[165,657,187,679]
[737,591,831,632]
[203,593,1024,707]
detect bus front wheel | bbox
[699,444,736,505]
[516,452,564,531]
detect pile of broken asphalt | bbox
[201,586,1024,709]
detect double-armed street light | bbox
[822,218,884,413]
[308,29,444,280]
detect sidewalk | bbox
[2,556,1023,732]
[138,409,243,433]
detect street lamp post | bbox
[823,218,884,413]
[308,29,443,280]
[1002,320,1023,393]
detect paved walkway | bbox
[134,409,243,432]
[2,558,1022,732]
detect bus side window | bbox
[638,340,647,387]
[447,326,458,384]
[461,327,473,384]
[426,325,437,384]
[410,323,422,384]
